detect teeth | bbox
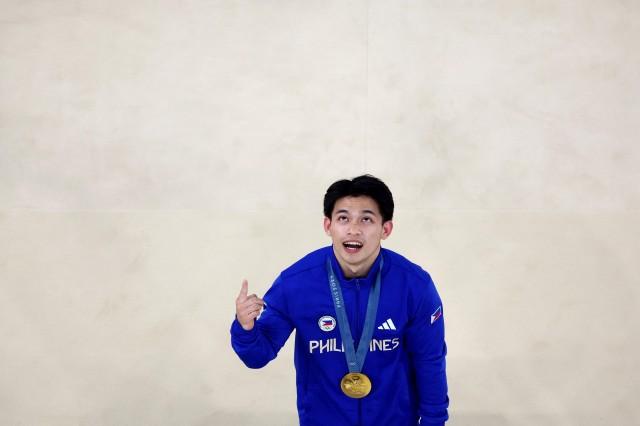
[344,241,363,248]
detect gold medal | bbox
[340,372,372,398]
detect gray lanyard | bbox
[326,256,383,373]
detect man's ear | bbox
[381,221,393,240]
[323,217,332,236]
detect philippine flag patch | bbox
[318,315,336,332]
[430,306,442,324]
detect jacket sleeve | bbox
[404,273,449,425]
[230,275,294,369]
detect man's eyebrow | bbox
[334,209,377,215]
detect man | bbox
[231,175,449,425]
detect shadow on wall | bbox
[195,411,298,426]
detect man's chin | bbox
[341,254,368,269]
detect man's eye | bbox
[338,216,348,222]
[362,217,372,223]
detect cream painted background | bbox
[1,1,638,425]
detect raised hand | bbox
[235,279,264,331]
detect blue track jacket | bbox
[230,247,449,426]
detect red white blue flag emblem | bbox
[318,315,336,332]
[430,306,442,324]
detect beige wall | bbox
[1,1,638,425]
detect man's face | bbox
[323,196,393,277]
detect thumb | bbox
[238,279,249,299]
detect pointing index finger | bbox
[238,279,249,300]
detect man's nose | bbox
[347,223,362,235]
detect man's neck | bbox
[335,247,380,279]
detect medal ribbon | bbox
[326,255,383,373]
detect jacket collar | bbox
[328,246,384,286]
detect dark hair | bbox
[323,174,394,221]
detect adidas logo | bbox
[377,318,396,331]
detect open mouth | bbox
[342,241,363,254]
